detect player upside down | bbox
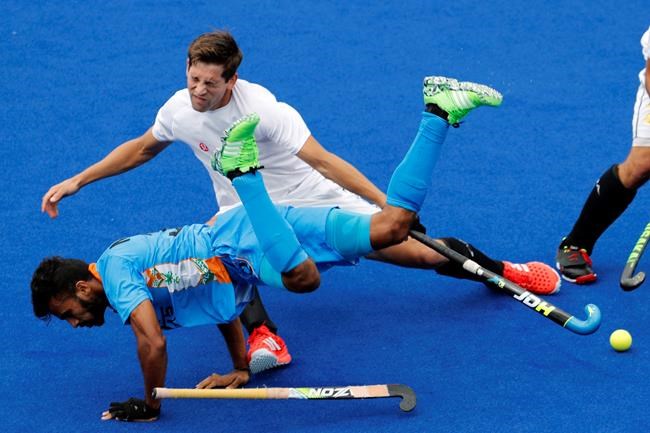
[30,77,560,422]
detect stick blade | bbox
[620,271,646,291]
[563,304,601,335]
[387,384,416,412]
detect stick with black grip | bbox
[409,230,601,335]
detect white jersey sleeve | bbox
[239,81,310,154]
[257,101,310,155]
[151,90,188,142]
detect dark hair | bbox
[30,257,91,321]
[187,30,243,81]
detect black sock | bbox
[425,103,448,121]
[561,164,637,254]
[239,286,278,334]
[435,237,504,284]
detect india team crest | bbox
[143,257,231,291]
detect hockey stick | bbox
[409,230,601,335]
[620,222,650,291]
[153,384,416,412]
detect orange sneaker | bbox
[247,324,292,374]
[502,261,561,295]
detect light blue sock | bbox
[232,172,308,273]
[386,112,448,212]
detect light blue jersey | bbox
[94,205,356,329]
[95,225,255,329]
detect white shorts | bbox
[292,187,381,215]
[632,82,650,146]
[216,175,381,216]
[271,174,381,215]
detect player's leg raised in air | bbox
[213,76,559,296]
[370,76,560,295]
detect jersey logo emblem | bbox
[199,142,209,152]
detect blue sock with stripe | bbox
[386,112,448,212]
[232,172,308,273]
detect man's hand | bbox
[101,397,160,422]
[196,369,250,389]
[41,178,80,218]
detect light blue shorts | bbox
[210,205,364,286]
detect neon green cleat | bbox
[423,76,503,126]
[211,113,262,179]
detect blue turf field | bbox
[2,1,650,432]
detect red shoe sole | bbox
[574,274,597,285]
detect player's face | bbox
[186,61,237,112]
[48,292,107,328]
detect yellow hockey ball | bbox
[610,329,632,352]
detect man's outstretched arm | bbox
[297,136,387,208]
[41,128,171,218]
[101,300,166,422]
[196,318,251,389]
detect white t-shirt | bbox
[152,79,374,214]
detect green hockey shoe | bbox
[211,113,262,179]
[423,76,502,126]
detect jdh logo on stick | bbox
[512,291,556,317]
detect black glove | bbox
[411,215,427,234]
[107,398,160,422]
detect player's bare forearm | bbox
[74,141,142,187]
[137,336,168,408]
[298,136,387,207]
[325,154,387,207]
[217,318,248,371]
[76,129,169,187]
[129,301,168,408]
[195,319,249,389]
[41,129,169,218]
